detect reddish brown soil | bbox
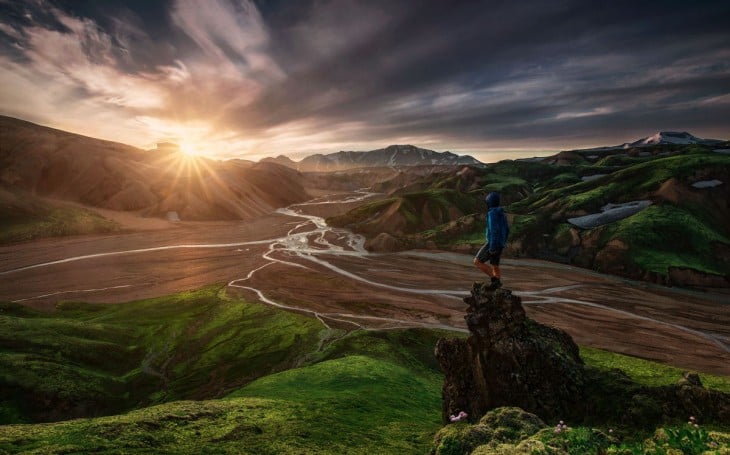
[1,194,728,376]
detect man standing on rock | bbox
[473,192,509,289]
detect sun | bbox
[179,142,200,157]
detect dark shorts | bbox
[475,244,502,265]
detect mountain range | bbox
[575,131,725,152]
[261,144,481,171]
[2,115,728,290]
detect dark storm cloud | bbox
[219,0,730,150]
[0,0,728,159]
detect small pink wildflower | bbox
[449,411,468,422]
[694,423,699,428]
[689,416,695,421]
[608,429,613,434]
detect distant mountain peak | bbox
[263,144,481,172]
[629,131,716,147]
[572,131,725,153]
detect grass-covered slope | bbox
[507,149,730,284]
[1,287,729,453]
[0,289,449,453]
[0,286,326,423]
[0,355,443,454]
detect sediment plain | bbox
[2,191,728,376]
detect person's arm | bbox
[487,212,500,251]
[500,213,509,247]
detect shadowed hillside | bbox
[0,116,310,232]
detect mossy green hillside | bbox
[0,306,449,453]
[580,346,730,394]
[0,287,326,424]
[0,355,443,455]
[328,188,480,235]
[228,355,442,452]
[329,148,729,285]
[1,285,730,453]
[511,152,729,215]
[504,149,730,281]
[601,204,730,276]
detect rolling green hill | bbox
[1,286,729,453]
[0,286,326,423]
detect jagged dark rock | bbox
[435,283,585,423]
[435,283,730,426]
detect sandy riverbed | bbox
[1,192,728,376]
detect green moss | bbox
[508,214,537,239]
[227,356,442,452]
[315,328,450,374]
[0,286,326,424]
[433,422,494,455]
[0,336,446,454]
[580,346,730,393]
[602,204,729,276]
[444,413,729,455]
[482,175,528,193]
[550,172,582,188]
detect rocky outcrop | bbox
[435,283,586,423]
[435,283,730,426]
[364,232,406,252]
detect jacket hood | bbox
[485,192,500,208]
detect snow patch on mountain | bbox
[573,132,724,153]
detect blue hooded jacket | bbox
[485,192,509,250]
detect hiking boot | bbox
[488,277,502,289]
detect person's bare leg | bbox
[493,265,501,279]
[473,258,494,277]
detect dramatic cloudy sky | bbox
[1,0,728,161]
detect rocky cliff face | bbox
[435,283,586,423]
[435,283,730,426]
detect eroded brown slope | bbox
[0,116,309,221]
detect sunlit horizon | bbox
[1,0,727,162]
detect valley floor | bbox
[1,192,728,376]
